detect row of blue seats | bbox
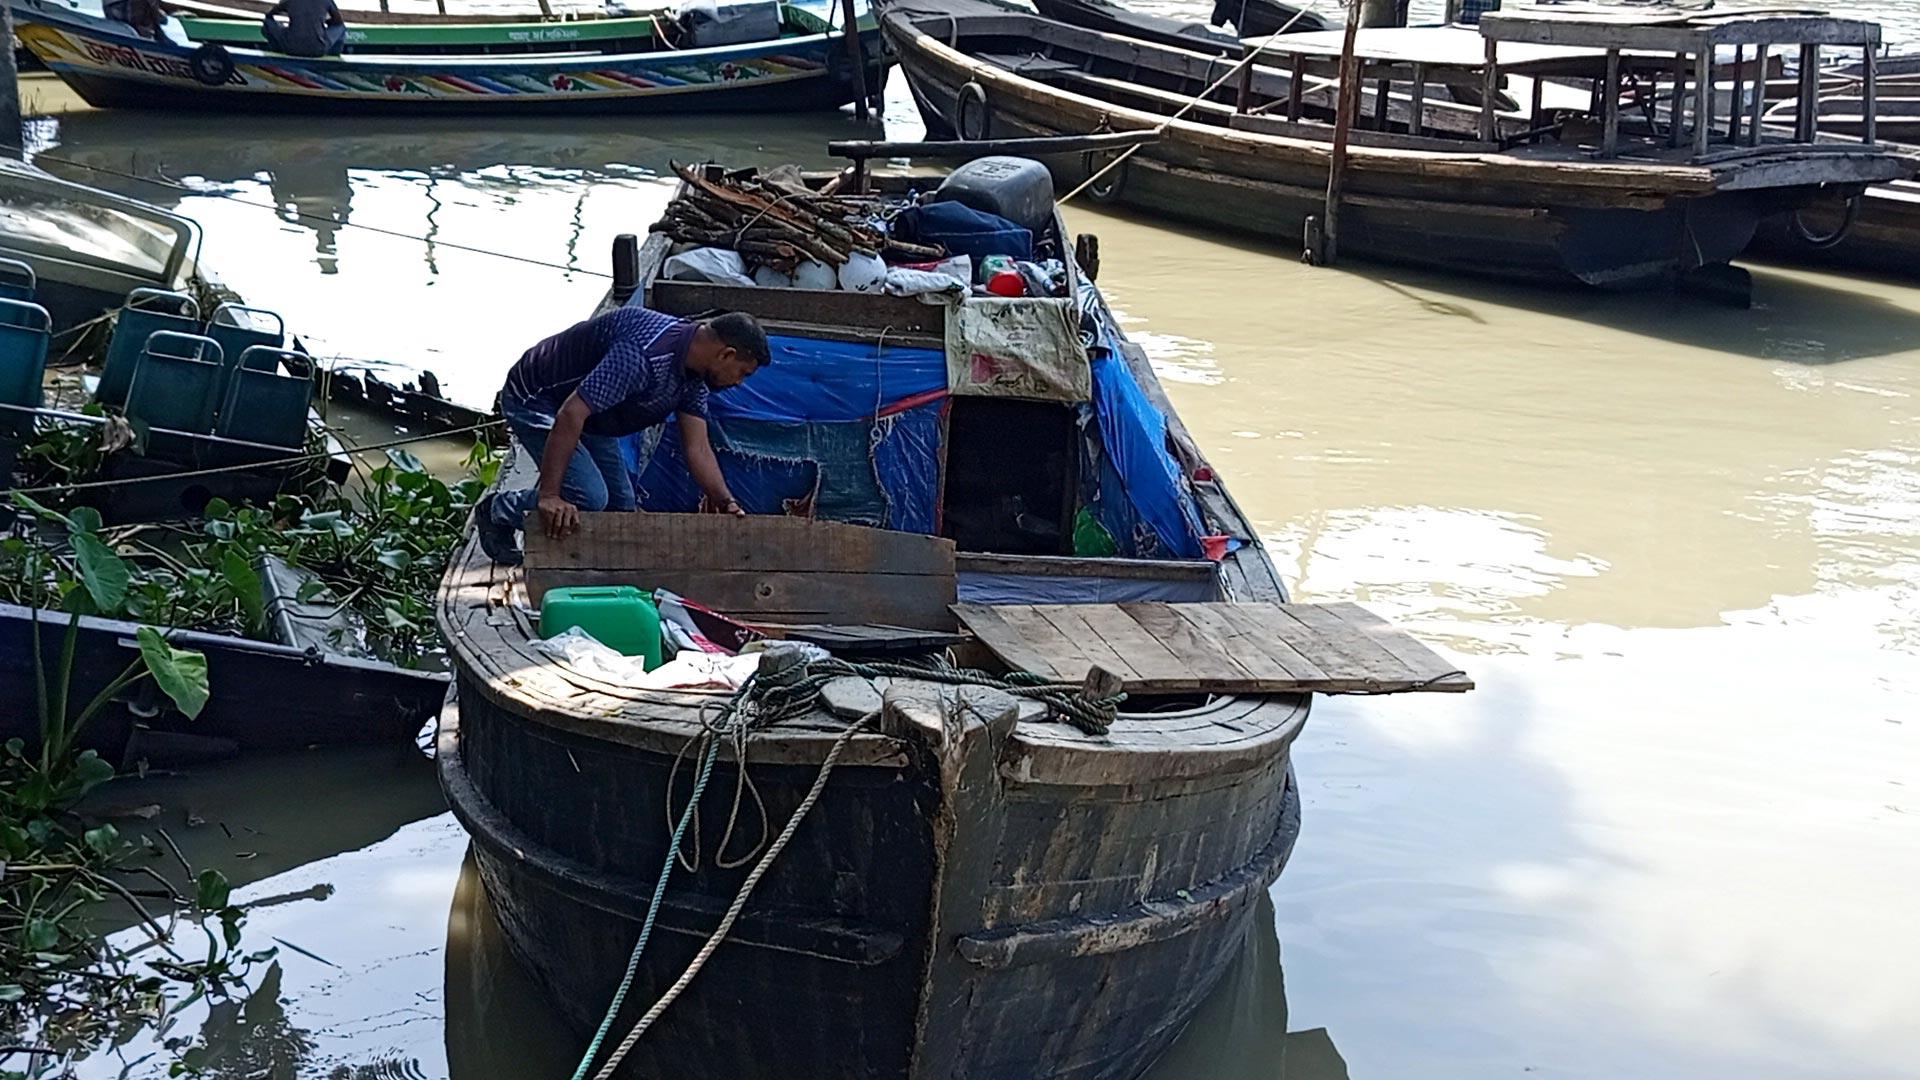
[0,259,314,453]
[96,288,312,451]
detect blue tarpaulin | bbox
[628,333,948,532]
[1079,293,1208,560]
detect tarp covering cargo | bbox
[1078,292,1209,560]
[628,333,948,533]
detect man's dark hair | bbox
[707,312,771,366]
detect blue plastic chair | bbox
[0,258,36,304]
[127,331,224,439]
[0,298,52,435]
[218,348,313,449]
[207,304,285,381]
[98,289,200,409]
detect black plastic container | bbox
[931,157,1057,234]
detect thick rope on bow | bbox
[568,648,1124,1080]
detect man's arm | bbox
[536,393,593,538]
[326,0,344,27]
[679,413,743,516]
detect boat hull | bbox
[885,11,1890,290]
[439,665,1304,1080]
[14,2,885,116]
[0,602,446,765]
[1747,179,1920,279]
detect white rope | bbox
[589,711,874,1080]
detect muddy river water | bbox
[14,0,1920,1072]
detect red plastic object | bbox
[986,270,1027,297]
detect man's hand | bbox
[724,498,746,517]
[539,493,581,538]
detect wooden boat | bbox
[883,0,1916,292]
[1028,0,1327,56]
[0,601,448,767]
[436,156,1470,1079]
[11,0,886,114]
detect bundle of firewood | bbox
[653,161,944,273]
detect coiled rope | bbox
[567,650,1123,1080]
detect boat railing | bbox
[1478,10,1885,159]
[1239,12,1889,162]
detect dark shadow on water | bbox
[443,849,584,1080]
[85,744,445,933]
[1074,200,1920,365]
[1141,893,1351,1080]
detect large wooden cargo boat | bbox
[435,159,1468,1079]
[11,0,884,115]
[883,0,1915,292]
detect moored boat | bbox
[883,0,1917,293]
[11,0,886,114]
[436,154,1471,1079]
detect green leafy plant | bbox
[1,440,500,668]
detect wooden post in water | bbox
[840,0,871,123]
[0,0,21,160]
[1312,0,1364,267]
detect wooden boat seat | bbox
[976,51,1085,79]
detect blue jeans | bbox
[489,397,636,530]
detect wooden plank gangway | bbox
[956,601,1473,695]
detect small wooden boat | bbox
[883,0,1916,292]
[12,0,885,114]
[0,601,448,767]
[437,155,1469,1079]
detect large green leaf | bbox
[66,506,103,535]
[195,868,232,911]
[70,533,131,616]
[9,490,72,529]
[136,627,210,720]
[221,551,264,632]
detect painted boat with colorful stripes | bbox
[10,0,885,114]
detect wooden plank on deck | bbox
[952,602,1472,695]
[527,512,957,630]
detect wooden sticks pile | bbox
[653,161,944,273]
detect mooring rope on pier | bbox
[569,652,1122,1080]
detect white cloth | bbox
[532,627,762,690]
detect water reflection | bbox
[27,104,887,411]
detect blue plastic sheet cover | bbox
[628,333,948,532]
[1079,291,1208,560]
